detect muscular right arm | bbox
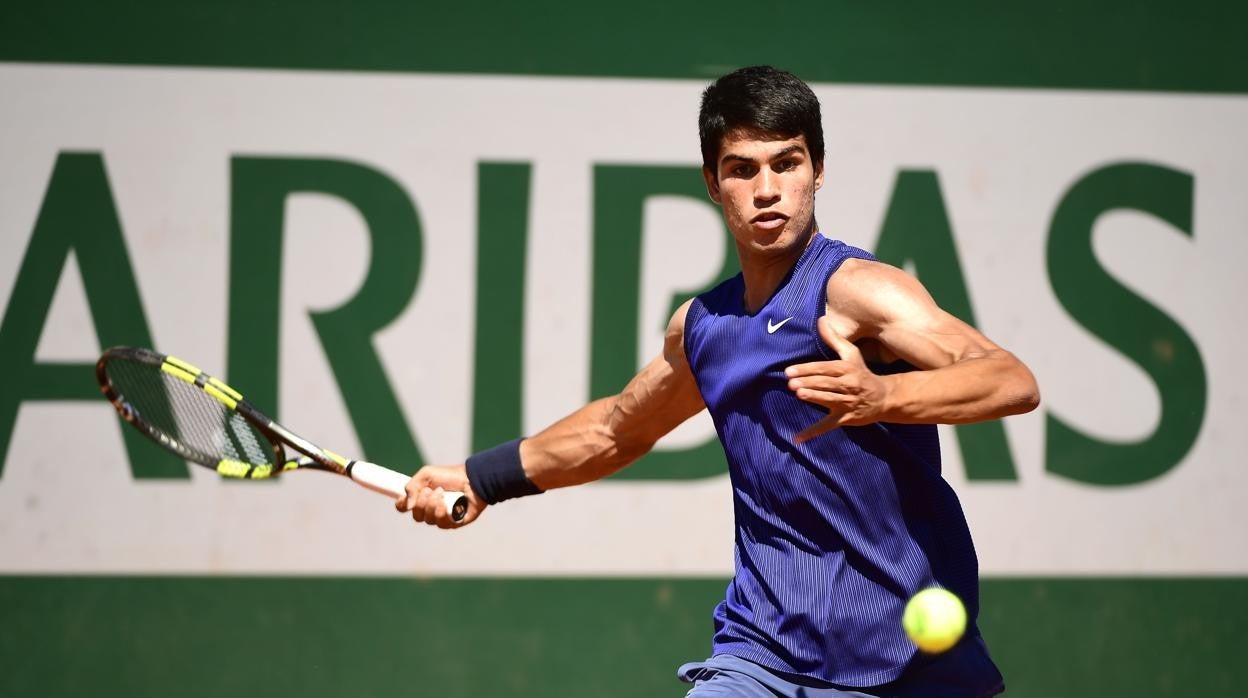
[397,301,705,527]
[520,300,706,489]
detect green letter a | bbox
[0,152,187,479]
[874,170,1018,480]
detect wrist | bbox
[877,373,906,421]
[465,438,544,505]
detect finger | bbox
[784,360,848,379]
[818,317,862,364]
[794,414,845,443]
[409,486,433,524]
[792,388,856,410]
[787,374,850,392]
[432,487,455,530]
[396,480,416,513]
[402,475,428,513]
[419,487,446,529]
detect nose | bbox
[754,168,780,207]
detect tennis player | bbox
[399,66,1039,697]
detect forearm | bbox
[478,306,702,496]
[519,396,654,490]
[881,350,1040,424]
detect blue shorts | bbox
[678,637,1005,698]
[679,655,877,697]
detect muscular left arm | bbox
[785,258,1039,442]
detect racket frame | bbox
[97,346,467,520]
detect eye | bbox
[731,164,756,178]
[775,159,798,172]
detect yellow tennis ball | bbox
[902,587,966,653]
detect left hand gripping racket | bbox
[97,346,468,522]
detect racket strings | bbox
[106,359,275,468]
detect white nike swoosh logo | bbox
[767,317,794,334]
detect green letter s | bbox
[1046,162,1206,485]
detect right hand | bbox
[395,464,487,529]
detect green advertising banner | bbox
[1,2,1244,696]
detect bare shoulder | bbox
[826,256,1006,368]
[824,257,937,338]
[664,298,696,354]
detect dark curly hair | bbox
[698,66,824,175]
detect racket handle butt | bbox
[350,461,469,522]
[443,491,469,522]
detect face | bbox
[703,130,825,257]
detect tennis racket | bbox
[96,346,467,521]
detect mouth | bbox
[750,212,788,230]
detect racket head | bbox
[97,347,289,479]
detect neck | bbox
[737,230,818,313]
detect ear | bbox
[702,166,722,204]
[813,159,825,191]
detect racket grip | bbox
[349,461,468,522]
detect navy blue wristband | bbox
[465,438,543,505]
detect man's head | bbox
[698,66,824,175]
[699,66,825,255]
